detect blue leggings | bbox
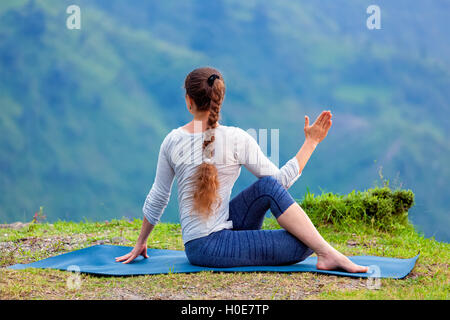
[184,176,314,267]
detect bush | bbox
[299,186,415,232]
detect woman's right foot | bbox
[316,248,369,273]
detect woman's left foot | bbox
[316,248,369,273]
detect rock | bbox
[0,222,31,230]
[346,240,358,247]
[112,237,128,244]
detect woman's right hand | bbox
[115,241,149,264]
[304,110,333,145]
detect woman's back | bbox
[143,124,301,244]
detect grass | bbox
[300,185,415,233]
[0,213,448,300]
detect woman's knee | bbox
[254,177,295,218]
[255,176,285,196]
[257,176,279,188]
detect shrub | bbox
[299,186,415,233]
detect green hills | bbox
[0,0,449,241]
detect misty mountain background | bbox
[0,0,449,241]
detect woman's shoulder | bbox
[160,128,184,148]
[217,124,247,136]
[162,128,178,141]
[218,125,254,142]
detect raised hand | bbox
[115,242,149,264]
[304,110,333,145]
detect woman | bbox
[116,67,368,273]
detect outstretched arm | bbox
[295,110,333,174]
[238,110,332,188]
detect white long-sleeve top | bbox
[143,125,301,244]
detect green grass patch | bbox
[299,186,414,234]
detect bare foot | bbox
[316,248,369,273]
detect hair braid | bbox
[184,67,226,220]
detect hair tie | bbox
[207,74,220,86]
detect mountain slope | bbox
[0,0,449,241]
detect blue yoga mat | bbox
[9,245,419,279]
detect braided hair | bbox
[184,67,226,220]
